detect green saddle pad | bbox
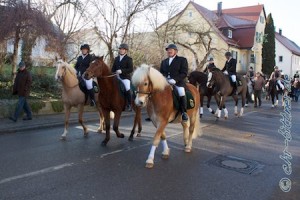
[173,90,195,110]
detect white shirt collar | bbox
[169,55,176,65]
[119,54,126,61]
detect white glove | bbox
[116,70,122,74]
[168,79,176,85]
[223,70,228,75]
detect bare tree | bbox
[90,0,164,66]
[0,0,53,78]
[38,0,91,61]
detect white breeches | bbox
[119,78,131,91]
[231,75,236,82]
[277,80,284,90]
[84,78,93,90]
[175,86,186,97]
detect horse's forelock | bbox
[132,64,150,86]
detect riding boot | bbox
[125,90,132,112]
[232,82,238,95]
[88,89,96,106]
[179,96,188,122]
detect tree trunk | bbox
[12,28,21,81]
[108,45,114,67]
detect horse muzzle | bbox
[135,97,146,107]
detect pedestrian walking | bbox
[9,61,32,122]
[253,72,265,107]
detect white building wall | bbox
[275,38,292,76]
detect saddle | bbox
[227,75,243,87]
[172,86,195,111]
[78,76,99,103]
[117,78,136,99]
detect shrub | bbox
[51,101,64,113]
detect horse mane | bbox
[132,64,168,91]
[57,60,77,75]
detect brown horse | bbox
[206,68,247,119]
[54,60,104,140]
[84,56,142,146]
[132,64,201,169]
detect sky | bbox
[193,0,300,45]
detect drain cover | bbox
[207,155,264,175]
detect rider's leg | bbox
[121,78,132,111]
[277,80,284,90]
[85,78,96,106]
[231,75,238,95]
[176,86,188,122]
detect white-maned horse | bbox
[54,60,104,140]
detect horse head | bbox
[132,64,168,107]
[84,56,106,79]
[55,60,68,81]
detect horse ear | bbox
[99,56,104,61]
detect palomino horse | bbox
[132,64,201,169]
[84,56,142,146]
[55,60,104,140]
[207,68,247,119]
[188,71,221,118]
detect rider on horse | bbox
[160,44,189,122]
[270,66,284,90]
[74,44,96,106]
[112,43,134,111]
[222,51,238,95]
[203,57,217,73]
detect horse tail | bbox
[192,108,202,139]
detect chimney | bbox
[217,2,222,16]
[279,28,282,35]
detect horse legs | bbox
[207,95,215,115]
[161,131,170,159]
[239,93,246,117]
[223,104,229,119]
[61,104,71,140]
[200,94,204,118]
[97,106,105,133]
[146,120,168,169]
[112,111,125,138]
[233,95,239,116]
[102,110,111,146]
[129,107,142,141]
[216,96,225,119]
[78,104,88,137]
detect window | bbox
[250,54,256,63]
[279,56,283,62]
[256,32,262,43]
[260,16,265,24]
[231,50,238,59]
[188,11,192,17]
[228,29,232,38]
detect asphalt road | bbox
[0,100,299,200]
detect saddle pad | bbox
[173,90,195,110]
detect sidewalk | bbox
[0,111,136,134]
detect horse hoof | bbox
[60,136,66,141]
[97,129,103,134]
[224,116,228,120]
[184,147,192,153]
[162,149,170,159]
[145,163,154,169]
[200,114,203,118]
[128,137,134,142]
[101,141,107,146]
[137,133,142,137]
[84,133,89,138]
[118,134,125,138]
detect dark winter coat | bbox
[222,58,237,75]
[74,54,92,76]
[13,69,32,97]
[160,55,188,87]
[112,55,133,80]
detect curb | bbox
[0,112,139,134]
